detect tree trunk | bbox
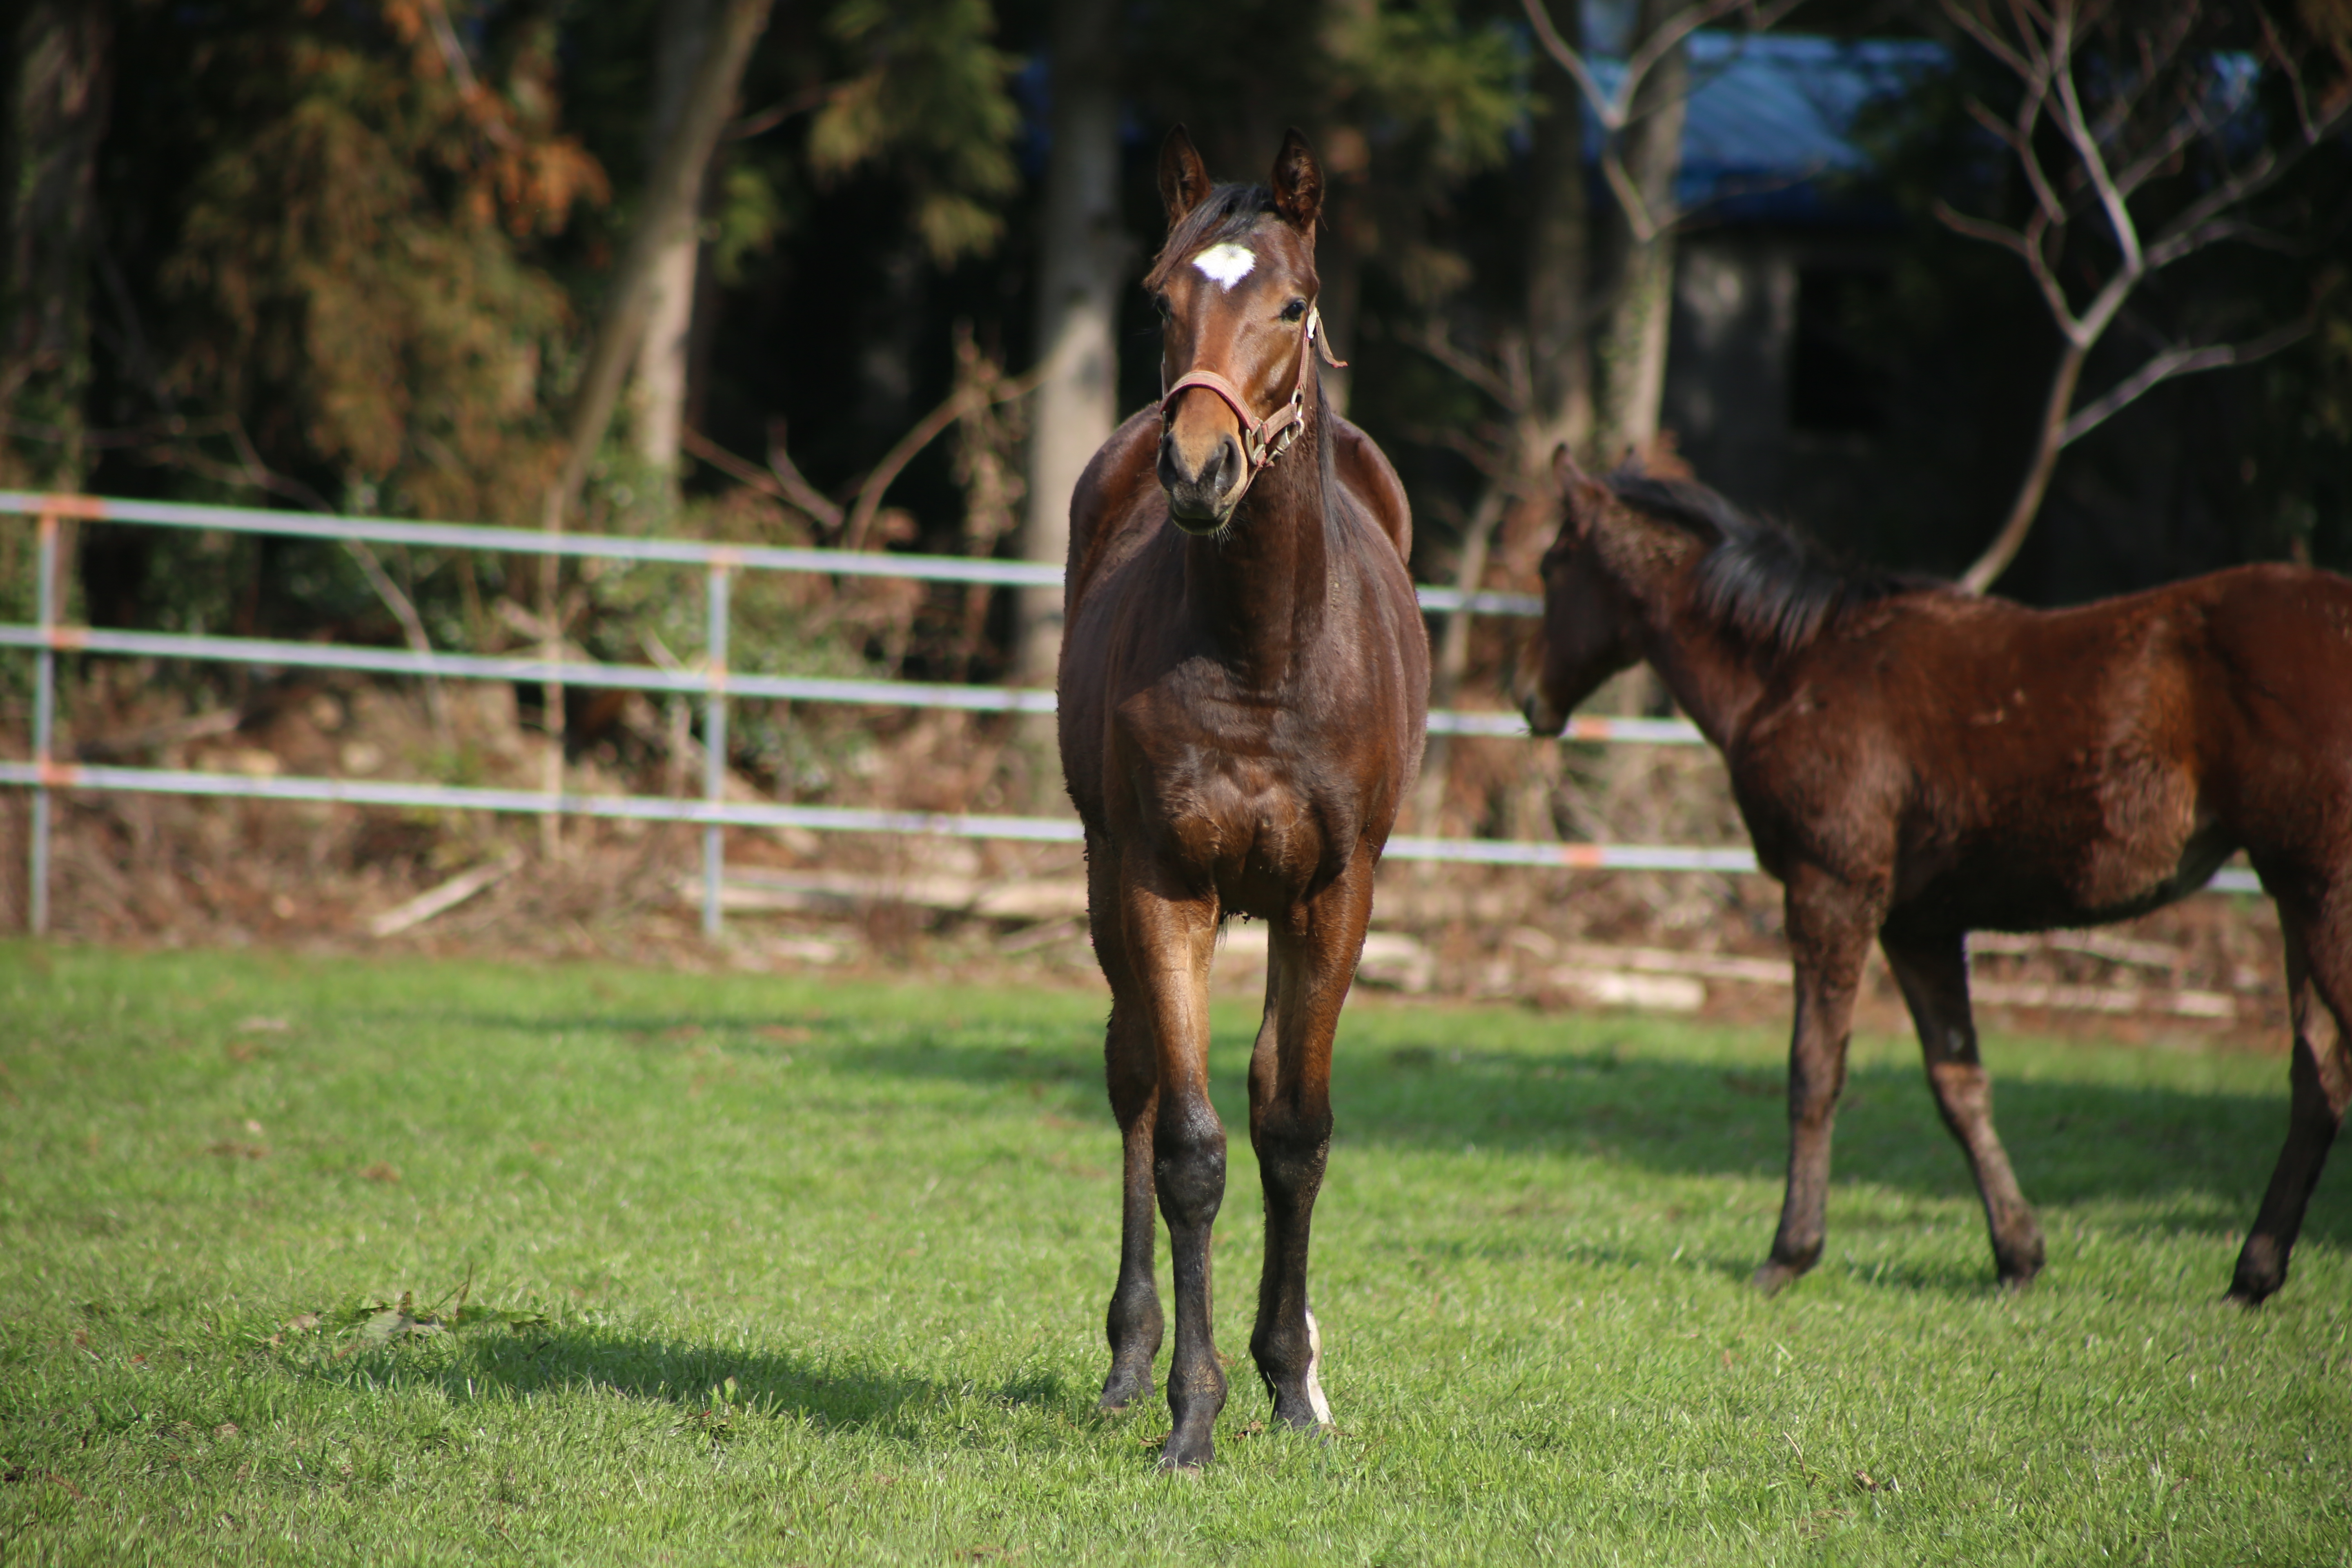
[1,0,110,490]
[1591,0,1688,466]
[630,0,717,490]
[539,0,768,858]
[1012,0,1123,688]
[545,0,771,534]
[1312,147,1368,419]
[1523,0,1592,465]
[1312,0,1378,420]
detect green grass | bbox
[1,942,2346,1565]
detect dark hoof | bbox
[1099,1364,1155,1412]
[1272,1399,1325,1434]
[1992,1227,2046,1288]
[1996,1269,2039,1294]
[1751,1259,1805,1296]
[1159,1430,1214,1472]
[2226,1272,2281,1307]
[2230,1238,2285,1305]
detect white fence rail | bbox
[0,492,2254,935]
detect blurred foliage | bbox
[808,0,1023,263]
[149,0,606,524]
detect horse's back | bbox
[1755,564,2352,770]
[2190,564,2352,737]
[1330,415,1411,562]
[1738,563,2352,920]
[1065,406,1171,611]
[2186,566,2352,878]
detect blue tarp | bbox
[1585,33,1947,225]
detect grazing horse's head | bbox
[1146,125,1332,533]
[1517,448,1645,735]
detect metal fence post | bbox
[702,560,733,938]
[29,512,57,935]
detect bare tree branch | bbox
[679,424,845,535]
[1942,0,2350,592]
[2057,318,2312,444]
[839,359,1049,552]
[343,539,454,747]
[1933,200,2082,328]
[2048,7,2145,281]
[1941,0,2034,82]
[764,425,849,532]
[1405,323,1527,413]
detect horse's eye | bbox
[1280,298,1308,323]
[1153,294,1173,321]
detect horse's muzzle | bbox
[1158,427,1244,533]
[1519,685,1568,738]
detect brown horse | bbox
[1057,127,1428,1469]
[1519,452,2352,1303]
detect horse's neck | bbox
[1616,533,1772,749]
[1183,418,1334,690]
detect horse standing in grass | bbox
[1518,452,2352,1303]
[1057,127,1428,1469]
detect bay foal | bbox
[1058,127,1428,1468]
[1520,452,2352,1302]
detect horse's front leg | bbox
[1755,864,1882,1295]
[1881,925,2044,1287]
[1090,837,1164,1410]
[1246,855,1371,1432]
[1122,869,1226,1469]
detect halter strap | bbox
[1160,305,1347,503]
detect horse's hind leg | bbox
[1881,927,2044,1288]
[1245,858,1370,1432]
[1756,866,1880,1295]
[2231,898,2352,1304]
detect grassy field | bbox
[0,942,2345,1565]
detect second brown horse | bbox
[1520,452,2352,1303]
[1058,129,1427,1469]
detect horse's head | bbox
[1147,125,1331,533]
[1517,448,1645,735]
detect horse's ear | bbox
[1270,127,1323,234]
[1554,445,1608,535]
[1159,126,1213,227]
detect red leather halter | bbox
[1160,303,1347,507]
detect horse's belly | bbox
[1898,768,2227,930]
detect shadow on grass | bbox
[401,1007,2343,1254]
[294,1326,1084,1439]
[843,1037,2352,1265]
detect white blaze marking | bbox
[1303,1306,1332,1425]
[1192,243,1256,290]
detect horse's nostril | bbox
[1212,436,1240,492]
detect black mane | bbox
[1606,464,1926,655]
[1143,184,1277,290]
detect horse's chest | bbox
[1112,699,1350,899]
